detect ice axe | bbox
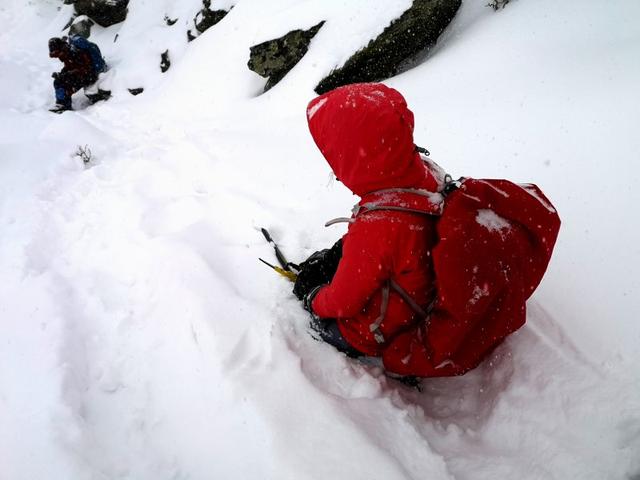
[258,257,298,282]
[259,228,299,282]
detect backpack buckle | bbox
[443,174,463,196]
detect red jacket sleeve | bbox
[311,220,389,318]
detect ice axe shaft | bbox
[261,228,292,271]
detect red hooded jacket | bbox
[307,83,442,357]
[306,83,560,377]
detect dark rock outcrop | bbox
[315,0,461,94]
[488,0,510,10]
[160,50,171,73]
[194,0,229,34]
[248,21,324,92]
[72,0,129,28]
[86,89,111,104]
[187,1,230,41]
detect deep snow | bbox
[1,0,639,479]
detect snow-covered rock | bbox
[72,0,129,27]
[316,0,462,93]
[248,21,325,92]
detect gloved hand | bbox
[303,285,324,313]
[293,239,342,300]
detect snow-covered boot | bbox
[49,103,72,114]
[86,88,111,104]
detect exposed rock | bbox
[160,50,171,73]
[194,0,229,34]
[248,21,324,92]
[488,0,510,10]
[315,0,461,94]
[128,87,144,96]
[165,16,178,26]
[72,0,129,28]
[86,89,111,104]
[68,15,94,38]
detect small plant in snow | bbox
[487,0,510,11]
[74,144,93,165]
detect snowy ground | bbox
[1,0,639,479]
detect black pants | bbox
[310,317,421,388]
[53,71,97,107]
[310,317,363,358]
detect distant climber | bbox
[48,35,107,113]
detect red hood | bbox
[307,83,436,196]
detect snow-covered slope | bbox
[1,1,639,479]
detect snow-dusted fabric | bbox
[383,179,561,376]
[306,82,437,196]
[51,40,98,106]
[51,43,96,82]
[307,83,560,377]
[307,83,440,357]
[312,190,442,357]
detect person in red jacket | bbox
[294,82,443,363]
[295,82,560,379]
[49,37,100,113]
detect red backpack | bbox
[382,170,561,377]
